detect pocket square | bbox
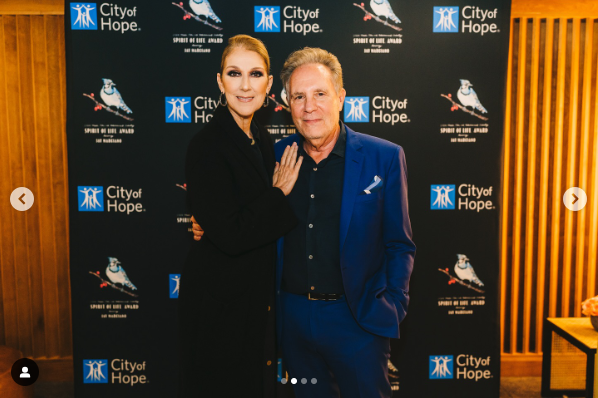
[362,175,383,194]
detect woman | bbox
[178,35,302,398]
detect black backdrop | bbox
[65,1,510,396]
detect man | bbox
[193,47,415,398]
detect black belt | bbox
[303,292,343,301]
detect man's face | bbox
[288,63,346,143]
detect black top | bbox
[180,105,297,398]
[247,122,266,177]
[282,123,346,295]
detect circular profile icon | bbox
[11,358,39,386]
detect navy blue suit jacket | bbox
[274,125,416,339]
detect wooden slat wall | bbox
[501,15,598,369]
[0,1,63,16]
[0,14,71,361]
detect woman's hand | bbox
[272,142,303,196]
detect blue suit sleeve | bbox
[383,146,416,323]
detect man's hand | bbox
[191,216,204,241]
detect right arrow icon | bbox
[563,187,587,211]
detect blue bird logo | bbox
[370,0,401,24]
[457,79,487,114]
[100,79,132,114]
[189,0,221,23]
[105,257,137,290]
[454,254,484,287]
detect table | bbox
[542,318,598,397]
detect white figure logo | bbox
[345,98,368,121]
[84,360,106,382]
[431,185,454,209]
[256,7,279,31]
[72,4,96,29]
[79,187,102,210]
[171,275,180,295]
[430,356,452,378]
[434,7,457,31]
[167,98,190,122]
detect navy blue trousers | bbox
[280,291,391,398]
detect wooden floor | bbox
[32,378,544,398]
[34,381,73,398]
[500,377,543,398]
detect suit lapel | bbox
[339,127,364,253]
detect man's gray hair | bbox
[280,47,344,95]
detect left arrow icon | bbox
[10,188,34,211]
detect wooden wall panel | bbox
[0,11,16,351]
[512,0,598,18]
[502,16,598,364]
[0,1,63,16]
[0,15,71,361]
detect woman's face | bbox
[217,48,273,120]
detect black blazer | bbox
[178,105,297,398]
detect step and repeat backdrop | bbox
[65,0,510,396]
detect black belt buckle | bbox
[308,292,342,301]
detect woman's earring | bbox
[218,92,227,107]
[263,93,270,108]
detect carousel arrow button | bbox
[10,187,34,211]
[563,187,587,211]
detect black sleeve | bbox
[186,146,297,256]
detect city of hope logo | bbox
[429,355,454,379]
[83,359,108,383]
[71,3,98,30]
[254,6,280,32]
[165,97,191,123]
[344,97,370,123]
[78,186,104,212]
[431,185,455,210]
[433,6,459,32]
[170,274,180,298]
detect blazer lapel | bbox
[256,124,275,185]
[216,107,269,186]
[339,127,364,253]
